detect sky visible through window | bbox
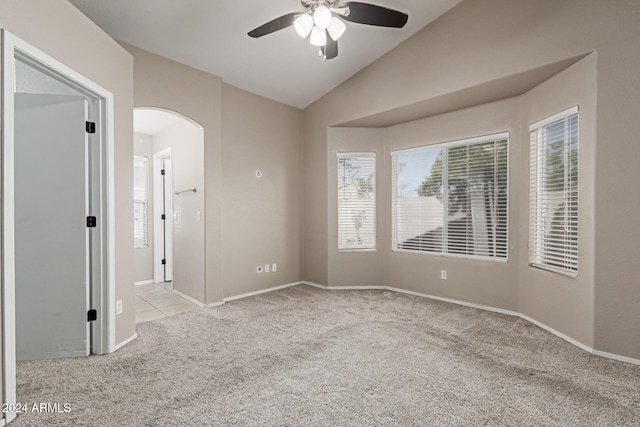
[395,151,438,197]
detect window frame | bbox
[391,132,509,262]
[337,152,377,252]
[133,155,149,249]
[528,106,579,277]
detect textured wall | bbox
[153,120,205,302]
[124,45,303,303]
[221,84,303,297]
[305,0,640,359]
[122,43,225,304]
[0,0,135,353]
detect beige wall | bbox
[153,120,206,302]
[327,55,594,339]
[221,84,303,297]
[0,0,136,358]
[125,45,303,302]
[519,54,597,347]
[305,0,640,359]
[122,43,225,304]
[593,30,640,358]
[327,128,385,287]
[383,98,521,311]
[0,2,636,401]
[133,133,155,283]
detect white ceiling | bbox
[133,108,185,135]
[68,0,462,109]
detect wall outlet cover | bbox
[116,300,123,315]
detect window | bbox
[337,153,376,251]
[392,133,508,261]
[529,107,579,276]
[133,156,149,248]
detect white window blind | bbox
[337,153,376,251]
[133,156,149,248]
[529,107,579,276]
[392,134,508,261]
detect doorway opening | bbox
[2,31,115,423]
[133,108,205,321]
[154,148,173,285]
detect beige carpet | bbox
[12,284,640,426]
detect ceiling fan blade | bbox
[248,12,298,38]
[342,2,408,28]
[325,38,338,60]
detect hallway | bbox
[134,283,199,323]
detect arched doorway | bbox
[133,108,205,322]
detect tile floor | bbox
[135,282,200,323]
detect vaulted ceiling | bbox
[69,0,462,109]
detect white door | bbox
[14,93,90,360]
[154,150,173,283]
[163,157,174,282]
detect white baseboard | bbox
[134,280,154,286]
[172,289,206,308]
[223,282,301,303]
[304,282,518,316]
[388,286,521,317]
[518,313,594,354]
[299,281,640,366]
[195,280,640,365]
[205,301,224,308]
[592,349,640,365]
[114,332,137,352]
[303,282,387,291]
[302,281,328,290]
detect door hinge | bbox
[86,121,96,134]
[87,309,97,322]
[161,259,166,265]
[161,214,165,220]
[87,216,97,227]
[161,169,165,175]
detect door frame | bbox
[1,30,116,423]
[153,147,173,283]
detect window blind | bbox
[392,134,508,261]
[337,153,376,251]
[133,156,149,248]
[529,107,579,276]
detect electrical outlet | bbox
[441,270,447,280]
[272,263,277,272]
[265,264,270,273]
[257,265,263,274]
[116,300,123,315]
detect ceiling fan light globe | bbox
[293,14,314,38]
[313,5,332,29]
[310,26,327,46]
[327,16,346,41]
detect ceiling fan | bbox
[248,1,408,61]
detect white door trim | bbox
[1,30,116,424]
